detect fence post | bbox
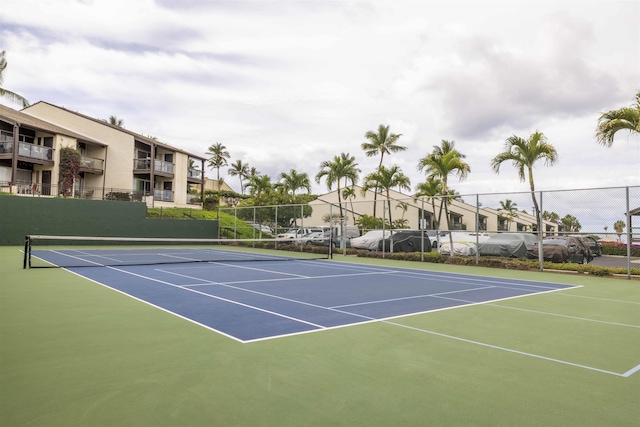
[626,187,631,279]
[538,191,543,272]
[475,194,480,265]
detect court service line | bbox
[103,266,327,330]
[207,262,311,279]
[382,320,634,378]
[50,249,113,266]
[62,268,246,343]
[330,285,497,309]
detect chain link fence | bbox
[220,186,640,278]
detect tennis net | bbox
[23,235,332,268]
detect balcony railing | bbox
[18,142,53,161]
[186,193,202,205]
[154,189,174,202]
[188,168,202,179]
[80,155,105,171]
[0,142,13,153]
[133,158,174,174]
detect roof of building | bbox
[0,104,106,146]
[24,101,206,161]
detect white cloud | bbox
[1,0,638,201]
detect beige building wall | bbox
[308,185,553,233]
[23,102,135,192]
[23,102,206,209]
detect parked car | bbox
[247,223,273,235]
[426,231,449,248]
[350,230,392,250]
[276,227,324,242]
[478,233,538,258]
[310,231,352,249]
[299,231,326,245]
[526,236,593,264]
[571,235,602,257]
[439,241,478,256]
[378,230,432,253]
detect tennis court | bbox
[30,246,577,343]
[2,242,639,426]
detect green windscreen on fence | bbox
[0,197,218,245]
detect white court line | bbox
[100,265,327,330]
[330,285,497,309]
[383,320,633,377]
[483,303,640,329]
[553,293,640,305]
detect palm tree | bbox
[206,142,230,191]
[560,214,581,232]
[0,51,30,108]
[108,116,124,127]
[417,140,470,232]
[315,153,360,219]
[499,199,519,231]
[414,176,443,229]
[491,131,557,230]
[361,165,410,226]
[278,169,311,204]
[613,220,625,242]
[228,159,249,194]
[595,92,640,147]
[341,186,357,225]
[361,124,406,216]
[245,174,272,206]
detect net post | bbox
[23,235,31,269]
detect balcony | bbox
[188,168,202,180]
[0,141,13,154]
[133,158,174,175]
[18,142,54,161]
[80,155,104,173]
[154,189,174,202]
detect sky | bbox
[1,0,639,201]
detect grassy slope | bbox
[1,247,639,426]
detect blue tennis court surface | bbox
[34,249,576,343]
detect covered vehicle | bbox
[571,235,602,257]
[378,230,432,253]
[478,233,538,258]
[438,232,490,256]
[526,236,593,264]
[350,230,391,250]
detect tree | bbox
[245,174,273,207]
[315,153,360,219]
[228,159,249,194]
[278,169,311,204]
[0,51,30,108]
[417,140,470,233]
[560,214,581,232]
[542,210,560,223]
[613,220,625,242]
[595,92,640,147]
[107,116,124,127]
[499,199,519,230]
[414,176,443,229]
[361,165,411,226]
[491,131,557,231]
[341,186,357,225]
[59,147,81,197]
[361,124,406,216]
[278,169,311,228]
[206,142,230,191]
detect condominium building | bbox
[0,102,206,208]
